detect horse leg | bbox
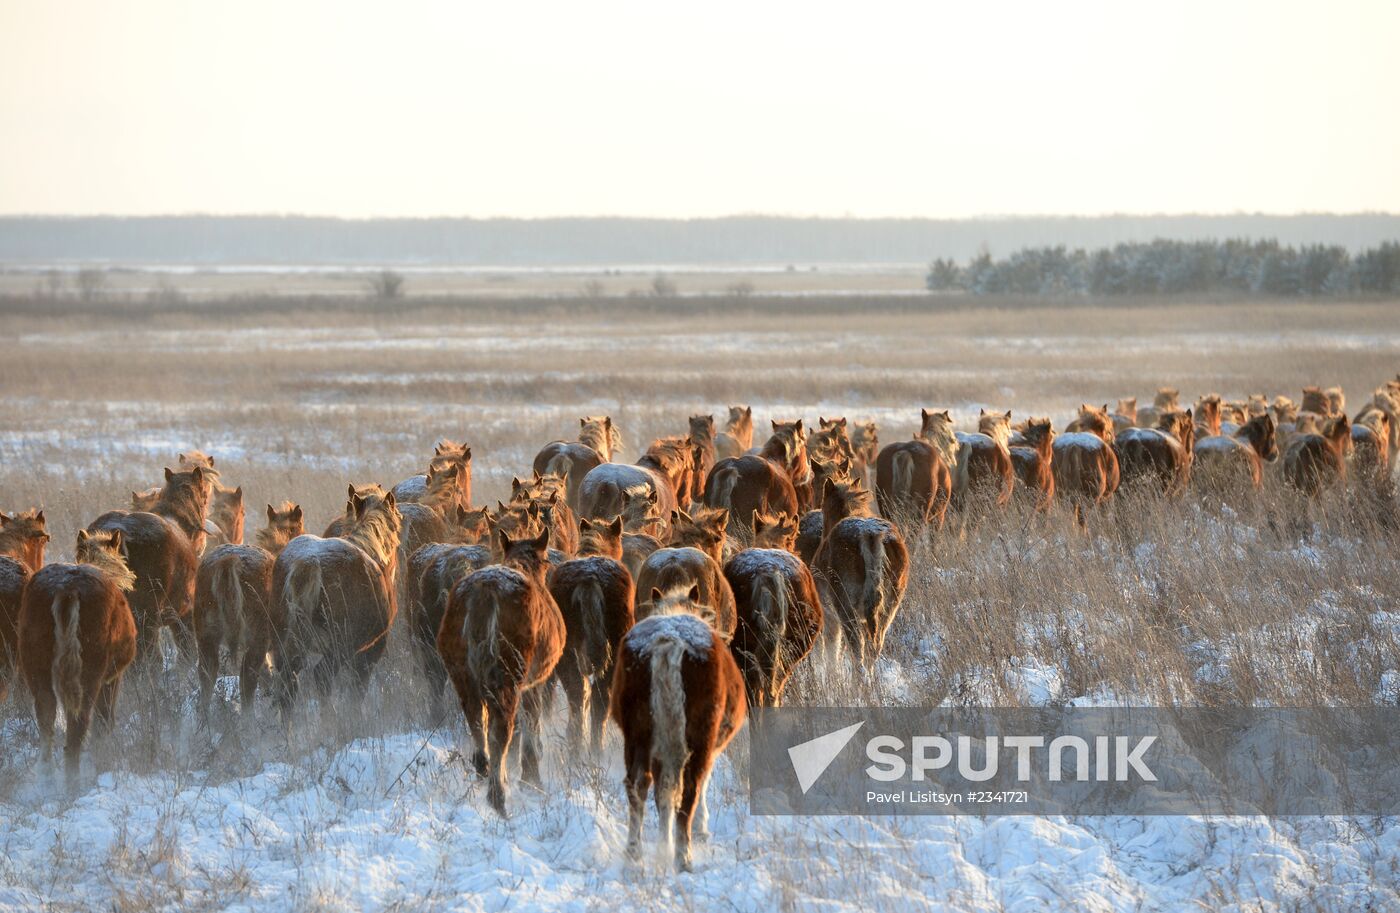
[519,685,548,788]
[485,691,518,816]
[195,628,220,729]
[588,671,612,756]
[623,742,651,862]
[64,698,95,791]
[239,634,268,718]
[557,657,587,750]
[33,681,57,764]
[96,677,122,730]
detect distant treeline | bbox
[1,214,1399,266]
[926,239,1400,296]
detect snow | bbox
[623,613,714,658]
[1,728,1396,911]
[725,548,800,578]
[1053,432,1107,451]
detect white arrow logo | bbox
[788,722,864,794]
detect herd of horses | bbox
[0,376,1397,869]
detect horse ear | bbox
[531,528,549,552]
[291,505,303,522]
[1004,410,1012,421]
[527,502,540,519]
[687,584,700,603]
[795,419,804,433]
[191,466,204,483]
[604,416,613,429]
[109,529,123,551]
[497,528,512,554]
[646,489,657,504]
[462,447,472,461]
[533,469,543,482]
[384,491,396,508]
[348,483,357,498]
[609,516,623,536]
[752,510,764,531]
[512,477,523,492]
[579,517,591,532]
[580,417,588,428]
[267,504,277,523]
[651,587,663,605]
[772,420,781,431]
[979,408,986,416]
[496,500,507,513]
[165,467,174,482]
[233,486,243,499]
[921,408,930,421]
[940,410,951,420]
[712,509,728,528]
[76,528,89,541]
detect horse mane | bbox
[256,501,304,555]
[918,410,962,473]
[76,529,137,592]
[155,467,212,539]
[579,416,619,460]
[977,410,1013,450]
[342,491,402,569]
[0,508,48,570]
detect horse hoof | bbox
[487,784,508,817]
[470,751,488,777]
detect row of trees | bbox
[926,239,1400,296]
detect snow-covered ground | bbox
[3,721,1397,913]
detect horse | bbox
[703,420,812,537]
[688,415,717,506]
[725,536,822,707]
[1193,413,1280,493]
[849,420,879,488]
[1350,422,1391,490]
[1111,398,1138,436]
[619,489,666,581]
[1193,395,1223,439]
[1355,389,1400,475]
[88,466,209,659]
[1283,414,1353,497]
[713,406,755,461]
[192,502,304,724]
[634,546,736,641]
[0,508,49,702]
[751,510,800,552]
[19,529,137,787]
[437,528,565,815]
[1008,418,1056,509]
[393,441,473,514]
[534,417,620,511]
[812,478,909,666]
[206,485,246,549]
[610,587,746,871]
[1053,405,1120,526]
[874,433,951,531]
[270,487,401,714]
[549,516,635,752]
[1115,409,1195,497]
[579,436,695,524]
[1136,388,1180,430]
[953,410,1014,510]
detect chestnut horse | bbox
[1009,419,1055,509]
[813,479,910,666]
[193,502,304,724]
[437,528,565,815]
[534,417,620,511]
[688,414,717,506]
[271,487,402,713]
[0,508,49,702]
[713,406,755,461]
[19,529,136,786]
[1115,409,1195,497]
[88,466,209,659]
[1193,413,1280,493]
[1283,414,1353,497]
[874,435,952,531]
[611,588,746,871]
[703,420,812,536]
[953,410,1014,510]
[634,547,737,641]
[578,436,694,524]
[1053,406,1120,526]
[549,516,635,752]
[725,539,822,706]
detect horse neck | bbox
[344,513,400,569]
[579,427,611,460]
[418,476,460,514]
[154,487,206,537]
[256,526,297,556]
[81,550,136,591]
[0,528,29,566]
[822,497,871,530]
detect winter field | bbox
[2,293,1400,912]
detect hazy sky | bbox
[2,1,1397,218]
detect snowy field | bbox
[2,296,1400,911]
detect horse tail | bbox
[708,465,740,511]
[574,577,611,676]
[648,635,691,859]
[211,555,248,652]
[50,588,84,718]
[858,528,888,656]
[280,559,323,639]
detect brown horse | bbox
[618,489,666,581]
[952,410,1014,509]
[667,507,729,565]
[393,441,473,514]
[874,435,952,530]
[725,541,822,707]
[849,420,879,487]
[1116,409,1195,497]
[635,546,737,641]
[206,485,246,549]
[19,529,137,786]
[578,436,694,523]
[1193,413,1279,493]
[0,508,49,702]
[534,417,619,511]
[1283,414,1353,497]
[1356,389,1400,475]
[1193,395,1223,439]
[1300,386,1333,418]
[1053,406,1120,526]
[1009,418,1056,509]
[610,590,746,871]
[714,405,755,461]
[703,420,811,536]
[405,539,496,711]
[1111,398,1138,436]
[1136,387,1180,430]
[549,516,635,752]
[812,478,910,666]
[193,502,304,724]
[688,415,717,505]
[437,528,565,815]
[88,466,209,658]
[271,487,401,712]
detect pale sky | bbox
[1,0,1397,218]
